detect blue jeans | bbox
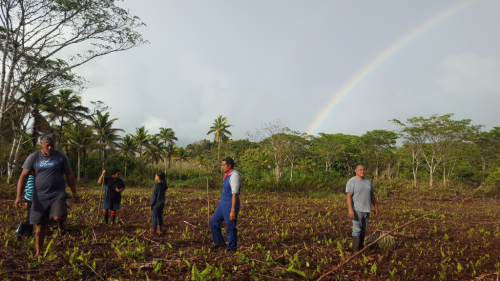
[152,207,164,227]
[352,211,370,237]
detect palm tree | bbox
[117,135,137,178]
[23,85,55,149]
[206,115,232,175]
[193,155,206,177]
[65,122,102,181]
[89,111,124,168]
[164,143,177,180]
[130,126,151,162]
[144,135,165,177]
[158,127,178,174]
[45,89,89,150]
[175,147,190,180]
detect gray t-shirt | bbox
[22,150,70,199]
[345,177,375,213]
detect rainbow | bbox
[306,0,476,135]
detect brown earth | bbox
[0,185,499,280]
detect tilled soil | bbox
[0,185,499,280]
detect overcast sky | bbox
[68,0,500,146]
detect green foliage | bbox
[483,168,500,186]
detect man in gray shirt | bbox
[15,133,79,258]
[346,163,379,253]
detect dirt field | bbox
[0,185,499,280]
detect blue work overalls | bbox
[209,173,240,250]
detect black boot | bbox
[352,237,361,253]
[360,235,365,250]
[14,223,27,239]
[103,214,109,224]
[111,215,116,225]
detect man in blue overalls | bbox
[209,157,241,252]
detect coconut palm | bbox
[23,85,55,149]
[144,135,165,177]
[164,143,177,179]
[158,127,178,174]
[193,155,207,177]
[89,111,124,167]
[65,122,103,181]
[45,89,89,150]
[158,127,178,145]
[175,147,190,180]
[117,135,137,178]
[206,115,232,175]
[130,126,151,162]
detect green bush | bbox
[483,168,500,186]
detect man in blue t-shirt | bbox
[346,163,379,253]
[15,133,79,258]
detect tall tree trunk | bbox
[58,117,64,150]
[179,161,182,180]
[429,170,433,187]
[77,149,81,181]
[217,139,221,176]
[443,162,446,188]
[6,133,21,184]
[290,162,294,180]
[84,149,87,179]
[125,155,128,178]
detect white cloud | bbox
[435,53,500,94]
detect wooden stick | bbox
[183,221,212,240]
[207,178,210,227]
[98,172,104,216]
[258,214,286,241]
[85,264,105,281]
[316,215,427,281]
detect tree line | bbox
[1,84,499,190]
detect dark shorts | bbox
[30,192,68,224]
[102,200,120,210]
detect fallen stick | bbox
[90,227,97,243]
[316,215,428,281]
[258,214,286,241]
[85,264,105,281]
[183,221,212,240]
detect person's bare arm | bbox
[346,193,355,219]
[230,193,238,221]
[115,187,125,193]
[14,169,31,208]
[97,170,106,184]
[65,168,79,203]
[371,194,379,217]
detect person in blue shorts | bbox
[15,133,80,258]
[14,171,35,238]
[98,168,125,225]
[209,157,241,253]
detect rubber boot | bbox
[150,227,156,236]
[157,225,162,237]
[103,214,108,224]
[111,215,116,225]
[14,223,26,238]
[352,237,361,253]
[360,235,365,250]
